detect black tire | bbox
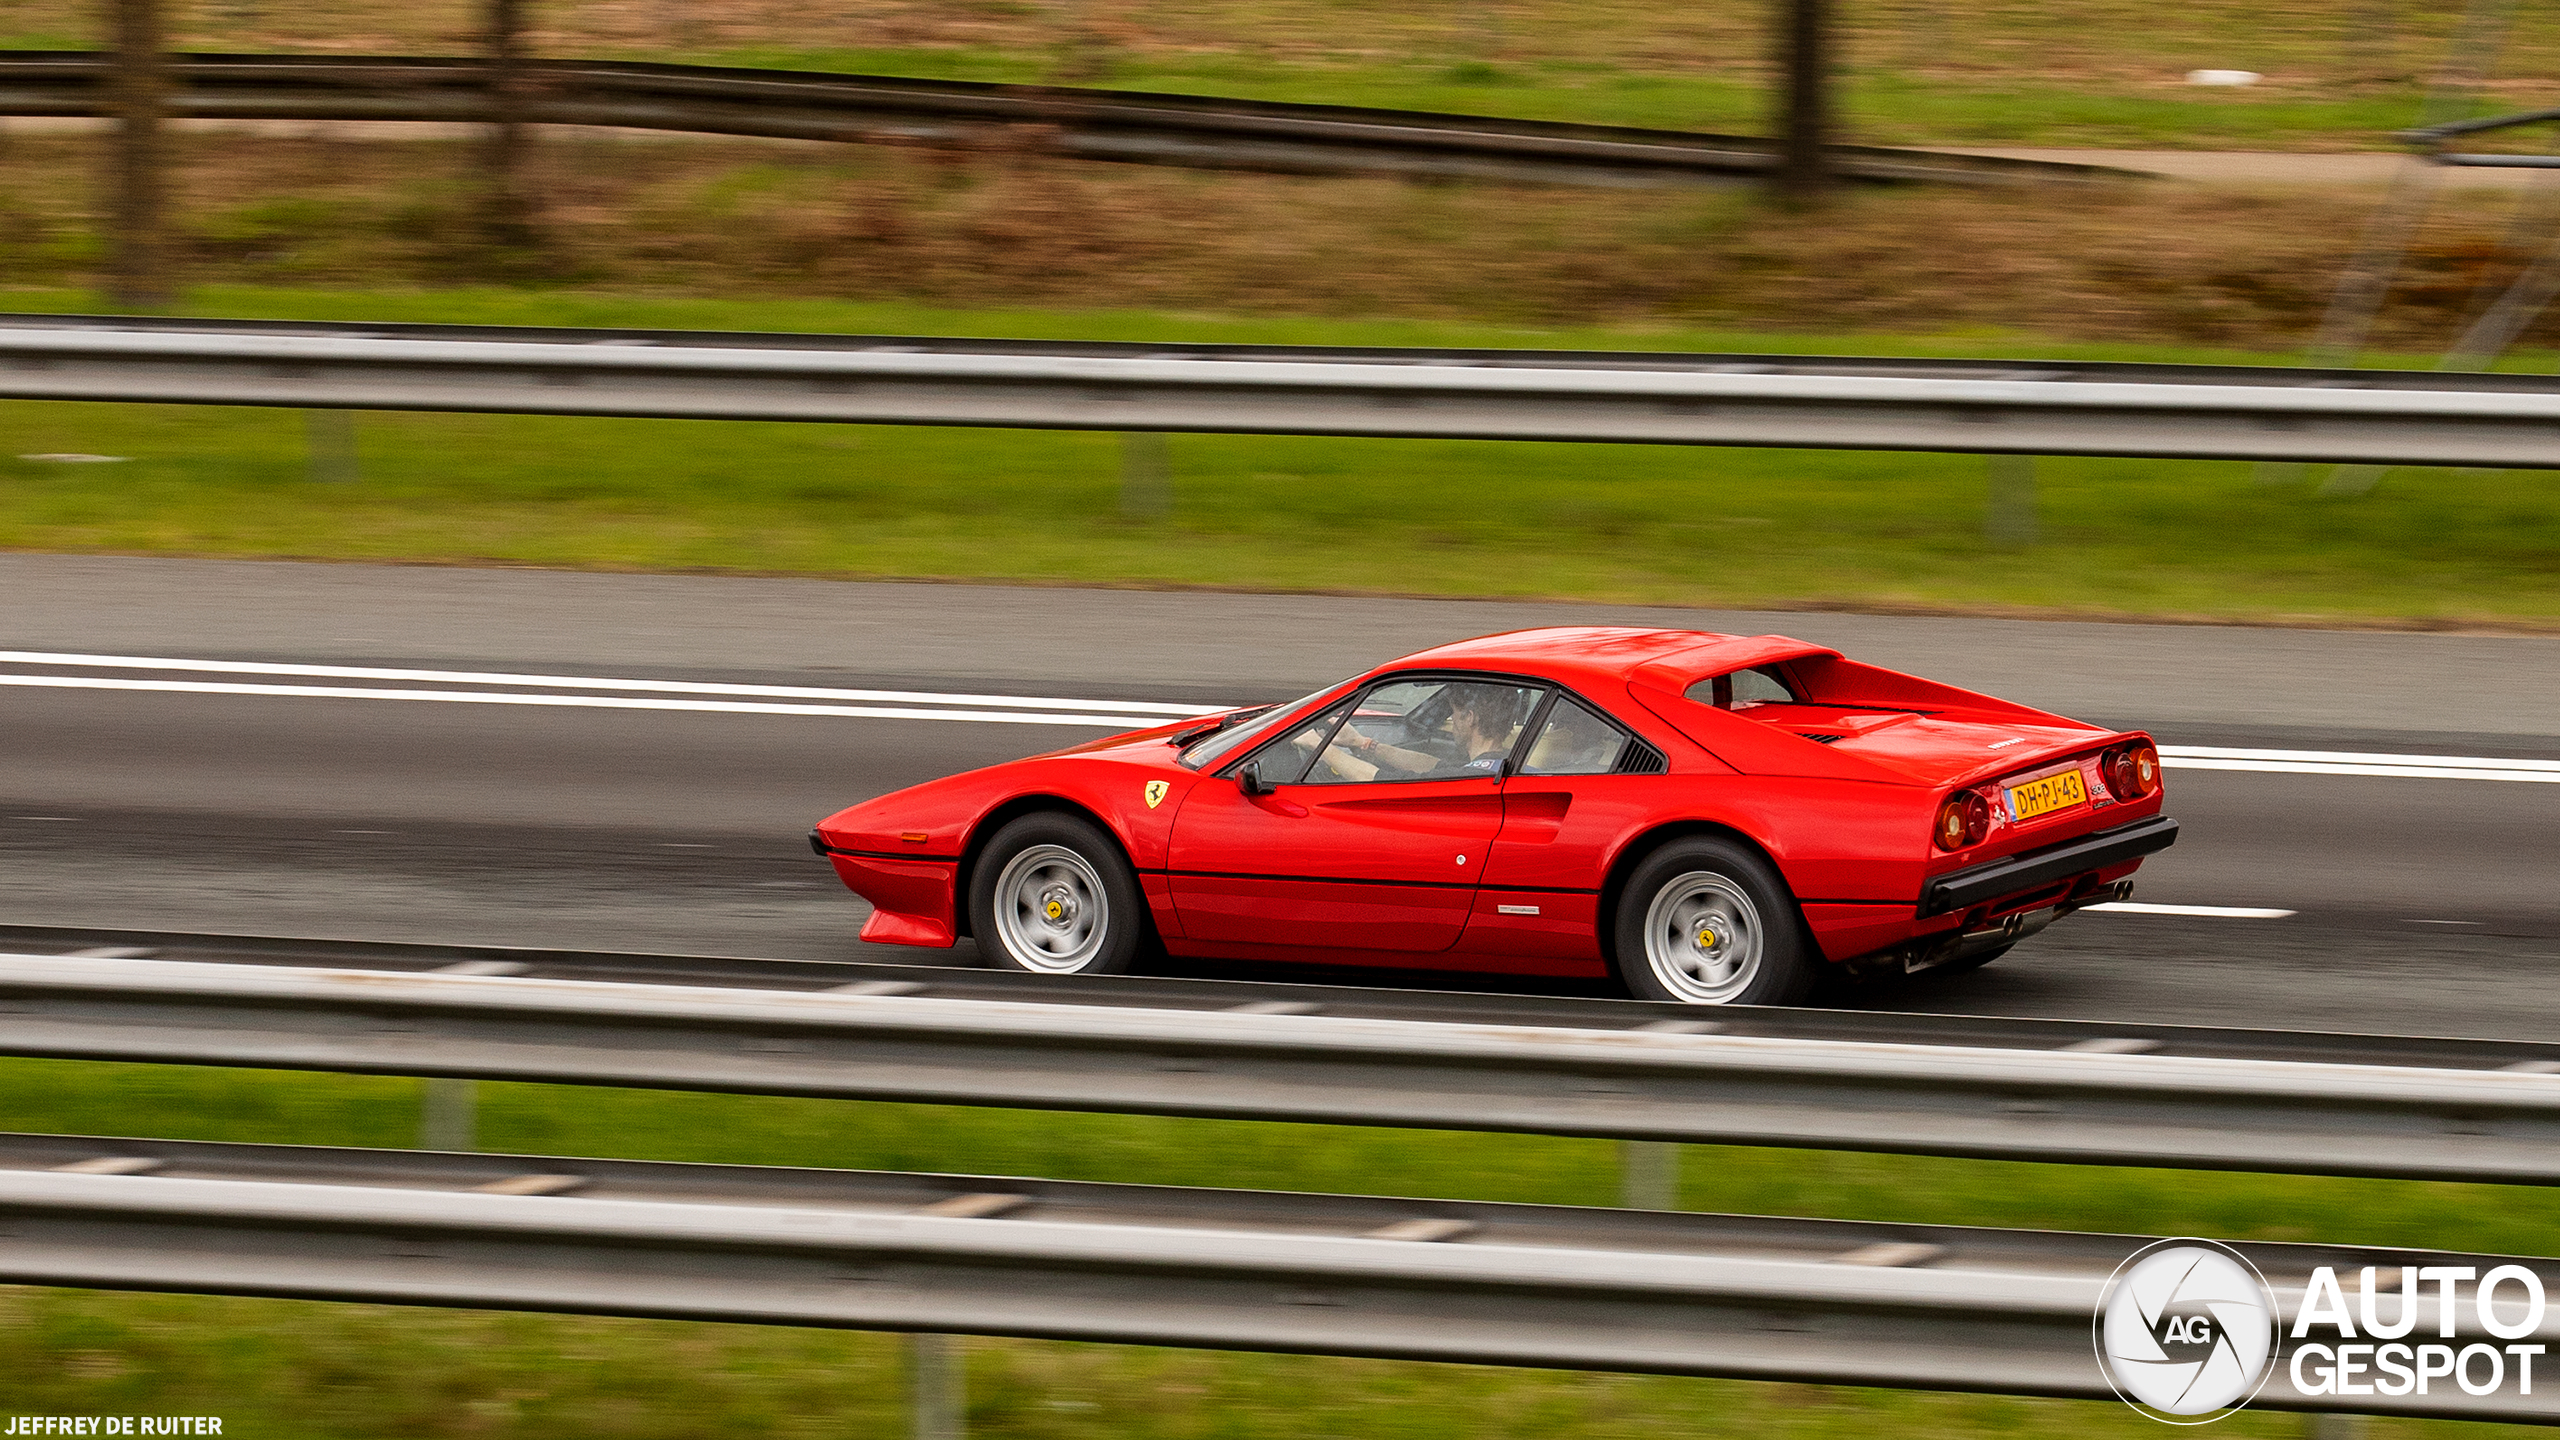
[967,812,1147,976]
[1611,837,1820,1006]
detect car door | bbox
[1167,677,1545,953]
[1464,692,1668,962]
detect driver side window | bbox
[1282,678,1545,785]
[1234,696,1358,786]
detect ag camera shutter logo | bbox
[2096,1239,2278,1423]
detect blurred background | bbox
[1,2,2557,1436]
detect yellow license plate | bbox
[2006,768,2088,822]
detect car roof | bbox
[1378,626,1836,690]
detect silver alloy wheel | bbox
[990,843,1110,973]
[1639,871,1764,1004]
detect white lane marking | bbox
[1,652,2549,781]
[0,674,1171,728]
[2160,744,2560,783]
[2083,902,2298,918]
[2161,755,2560,783]
[0,650,1225,717]
[2164,744,2560,771]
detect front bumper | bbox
[1919,814,2178,918]
[812,830,959,947]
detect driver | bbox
[1328,687,1522,781]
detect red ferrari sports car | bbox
[812,627,2175,1005]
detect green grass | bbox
[0,283,2370,354]
[3,1292,2444,1440]
[700,45,2455,151]
[2,1057,2554,1438]
[11,1059,2560,1250]
[2,286,2556,628]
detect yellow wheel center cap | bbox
[1045,901,1064,921]
[1695,925,1719,949]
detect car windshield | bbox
[1177,680,1351,771]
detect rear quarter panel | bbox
[1481,767,1940,968]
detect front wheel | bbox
[968,813,1147,976]
[1612,838,1819,1006]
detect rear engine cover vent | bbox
[1802,733,1843,744]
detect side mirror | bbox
[1237,763,1268,797]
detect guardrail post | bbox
[1119,431,1171,519]
[1619,1140,1679,1210]
[2346,0,2399,82]
[306,409,357,483]
[105,0,173,311]
[477,0,538,250]
[418,1078,477,1151]
[909,1332,963,1440]
[1772,0,1833,201]
[1986,454,2036,546]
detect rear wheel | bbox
[969,813,1147,976]
[1612,838,1819,1006]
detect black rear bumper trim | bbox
[1920,815,2178,918]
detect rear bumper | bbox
[1920,815,2178,918]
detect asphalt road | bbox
[2,553,2553,1040]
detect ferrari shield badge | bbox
[1144,780,1170,809]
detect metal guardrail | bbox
[2404,104,2560,168]
[0,51,2133,191]
[5,945,2558,1185]
[7,922,2555,1070]
[0,1130,2548,1421]
[3,314,2559,466]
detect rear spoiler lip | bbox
[1920,814,2179,917]
[1933,729,2152,791]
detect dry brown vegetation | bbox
[4,0,2558,103]
[3,128,2554,354]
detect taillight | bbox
[2105,744,2160,800]
[1934,791,1991,851]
